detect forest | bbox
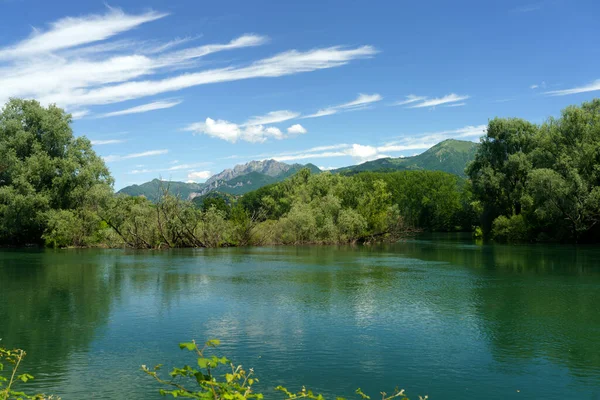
[1,98,599,247]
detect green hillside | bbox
[117,179,204,203]
[206,164,321,195]
[278,163,321,179]
[335,139,478,177]
[214,171,278,195]
[117,141,476,203]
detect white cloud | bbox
[0,8,167,60]
[127,162,211,175]
[187,118,242,142]
[70,109,90,119]
[243,110,299,126]
[339,93,383,109]
[185,118,290,143]
[103,149,168,162]
[512,3,543,13]
[265,126,283,138]
[98,100,181,117]
[318,166,336,171]
[545,79,600,96]
[90,139,125,145]
[382,125,486,150]
[185,115,307,143]
[287,124,307,134]
[530,81,546,90]
[167,162,211,171]
[1,10,375,109]
[18,45,375,108]
[267,124,486,163]
[302,93,382,118]
[391,94,427,106]
[408,93,470,108]
[271,144,385,163]
[187,171,212,182]
[444,102,466,107]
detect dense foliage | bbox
[0,99,113,246]
[3,98,600,246]
[98,170,411,248]
[467,99,600,242]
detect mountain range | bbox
[118,139,479,201]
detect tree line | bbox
[467,99,600,242]
[1,98,599,247]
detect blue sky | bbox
[1,0,599,189]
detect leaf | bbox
[226,373,234,383]
[179,342,196,351]
[206,339,221,347]
[197,358,210,368]
[248,378,254,385]
[18,373,34,383]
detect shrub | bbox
[491,214,529,243]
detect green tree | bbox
[0,99,113,245]
[466,118,538,235]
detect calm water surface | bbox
[1,235,599,399]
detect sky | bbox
[1,0,599,189]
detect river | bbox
[1,235,599,399]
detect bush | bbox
[491,215,529,243]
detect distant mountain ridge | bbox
[206,159,296,185]
[117,139,478,201]
[117,160,321,201]
[334,139,478,177]
[117,179,205,203]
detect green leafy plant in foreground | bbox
[142,339,262,399]
[143,339,427,400]
[0,346,57,400]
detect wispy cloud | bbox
[262,124,486,163]
[98,100,182,118]
[70,109,90,119]
[530,81,546,90]
[444,102,466,107]
[128,162,212,175]
[512,2,544,13]
[39,46,376,107]
[0,8,167,60]
[391,94,427,106]
[302,93,382,118]
[0,8,375,109]
[103,149,168,162]
[544,79,600,96]
[243,110,300,126]
[90,139,125,145]
[408,93,470,108]
[494,98,516,103]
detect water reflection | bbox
[0,240,599,399]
